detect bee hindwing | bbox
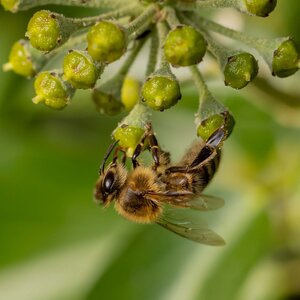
[156,205,225,246]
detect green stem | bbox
[119,102,152,129]
[190,13,287,68]
[146,28,158,77]
[6,0,139,12]
[175,0,238,11]
[189,65,208,100]
[70,4,141,27]
[156,21,170,70]
[164,6,181,28]
[125,4,159,40]
[119,38,147,77]
[193,15,272,52]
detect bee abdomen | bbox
[197,150,221,190]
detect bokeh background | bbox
[1,2,300,300]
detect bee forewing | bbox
[156,205,225,246]
[151,193,224,211]
[186,195,225,211]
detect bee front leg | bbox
[131,130,149,168]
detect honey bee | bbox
[94,124,225,245]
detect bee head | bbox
[94,162,127,206]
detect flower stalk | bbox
[1,0,137,13]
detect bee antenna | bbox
[207,128,225,148]
[99,140,119,174]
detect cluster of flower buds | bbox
[2,0,299,154]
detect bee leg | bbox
[112,146,122,163]
[148,133,161,170]
[131,130,149,168]
[99,140,119,174]
[189,128,225,168]
[121,150,127,165]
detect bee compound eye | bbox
[103,171,115,194]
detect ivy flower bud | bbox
[33,71,74,110]
[121,77,140,111]
[197,111,235,142]
[63,50,103,89]
[141,70,181,111]
[164,25,207,67]
[26,10,78,52]
[224,52,258,89]
[272,39,300,78]
[3,39,45,78]
[87,21,127,64]
[113,125,145,157]
[191,67,235,141]
[243,0,277,17]
[92,89,123,116]
[1,0,18,12]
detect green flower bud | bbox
[87,21,127,63]
[33,71,74,110]
[113,125,145,157]
[3,39,45,78]
[164,25,207,67]
[224,52,258,89]
[121,76,140,111]
[272,39,299,78]
[197,112,235,142]
[26,10,78,51]
[1,0,18,12]
[141,73,181,111]
[192,69,235,142]
[92,89,123,116]
[243,0,277,17]
[63,50,103,89]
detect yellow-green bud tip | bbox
[87,21,127,64]
[164,25,207,67]
[27,10,60,51]
[1,0,19,12]
[141,76,181,111]
[5,40,36,77]
[272,39,300,78]
[121,77,140,111]
[244,0,277,17]
[34,72,70,110]
[224,53,258,89]
[113,125,145,157]
[63,50,100,89]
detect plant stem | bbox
[70,4,141,27]
[119,102,152,129]
[188,13,288,70]
[146,28,158,77]
[125,4,159,40]
[192,14,277,53]
[119,38,147,77]
[175,0,238,11]
[189,65,208,99]
[9,0,139,12]
[156,21,170,70]
[164,6,181,28]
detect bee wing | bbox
[146,191,224,211]
[156,205,225,246]
[177,195,225,211]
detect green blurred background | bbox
[0,2,300,300]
